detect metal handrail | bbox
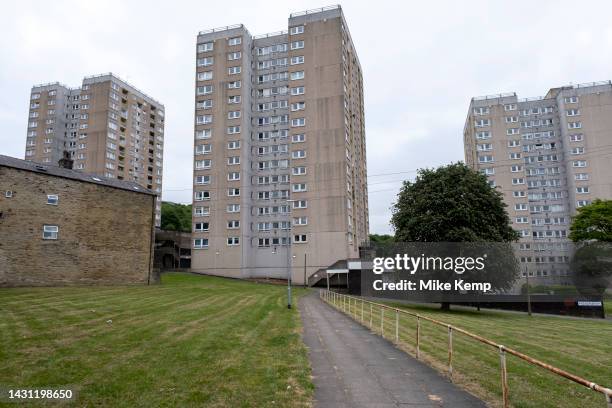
[198,24,243,35]
[289,5,340,18]
[320,290,612,408]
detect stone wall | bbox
[0,166,155,286]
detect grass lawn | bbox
[332,296,612,408]
[0,273,313,407]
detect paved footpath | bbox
[299,292,487,408]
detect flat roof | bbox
[0,155,156,196]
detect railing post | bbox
[416,316,420,359]
[448,326,453,380]
[395,310,399,343]
[361,300,364,323]
[370,304,373,328]
[380,308,384,336]
[499,346,509,408]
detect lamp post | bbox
[286,199,298,309]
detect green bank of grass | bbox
[0,273,313,407]
[333,297,612,408]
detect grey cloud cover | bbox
[1,0,611,234]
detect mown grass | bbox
[329,295,612,408]
[0,273,313,407]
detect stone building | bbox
[0,154,156,287]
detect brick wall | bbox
[0,166,155,286]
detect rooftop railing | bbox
[252,30,288,40]
[290,4,340,18]
[198,24,243,36]
[472,92,516,101]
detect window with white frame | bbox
[512,178,525,185]
[508,140,520,147]
[290,56,304,65]
[507,128,519,135]
[228,66,241,75]
[227,204,240,213]
[194,222,209,232]
[513,191,526,198]
[577,200,591,208]
[293,234,307,243]
[196,115,212,125]
[568,122,582,129]
[227,156,240,165]
[509,152,521,160]
[571,147,584,155]
[564,96,578,104]
[194,238,208,249]
[228,111,241,119]
[227,220,240,229]
[291,86,305,95]
[505,116,518,123]
[576,186,589,194]
[572,160,587,167]
[290,71,305,80]
[291,102,305,111]
[504,104,517,111]
[197,57,214,67]
[292,133,305,143]
[195,175,211,185]
[290,25,304,35]
[194,160,211,170]
[196,129,212,139]
[227,126,240,134]
[227,140,240,149]
[195,144,212,154]
[473,107,489,115]
[198,42,213,52]
[291,118,305,127]
[228,95,241,104]
[478,155,493,163]
[566,109,580,116]
[569,134,583,142]
[475,119,490,127]
[196,85,213,95]
[43,225,58,240]
[292,150,306,159]
[196,100,213,110]
[292,166,306,175]
[293,200,307,209]
[46,194,59,205]
[290,40,304,50]
[228,172,240,181]
[228,81,241,89]
[476,131,491,140]
[510,165,522,172]
[575,173,589,181]
[515,203,528,211]
[228,52,241,61]
[228,188,240,197]
[293,216,308,226]
[229,37,241,46]
[197,71,213,81]
[292,183,307,192]
[194,191,211,201]
[194,206,210,216]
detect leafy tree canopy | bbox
[369,234,394,244]
[569,199,612,242]
[161,202,192,233]
[391,162,519,242]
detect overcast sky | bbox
[1,1,612,234]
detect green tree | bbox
[390,163,520,309]
[391,162,519,242]
[569,199,612,242]
[369,234,394,244]
[161,202,192,232]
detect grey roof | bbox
[0,155,156,196]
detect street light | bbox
[286,199,298,309]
